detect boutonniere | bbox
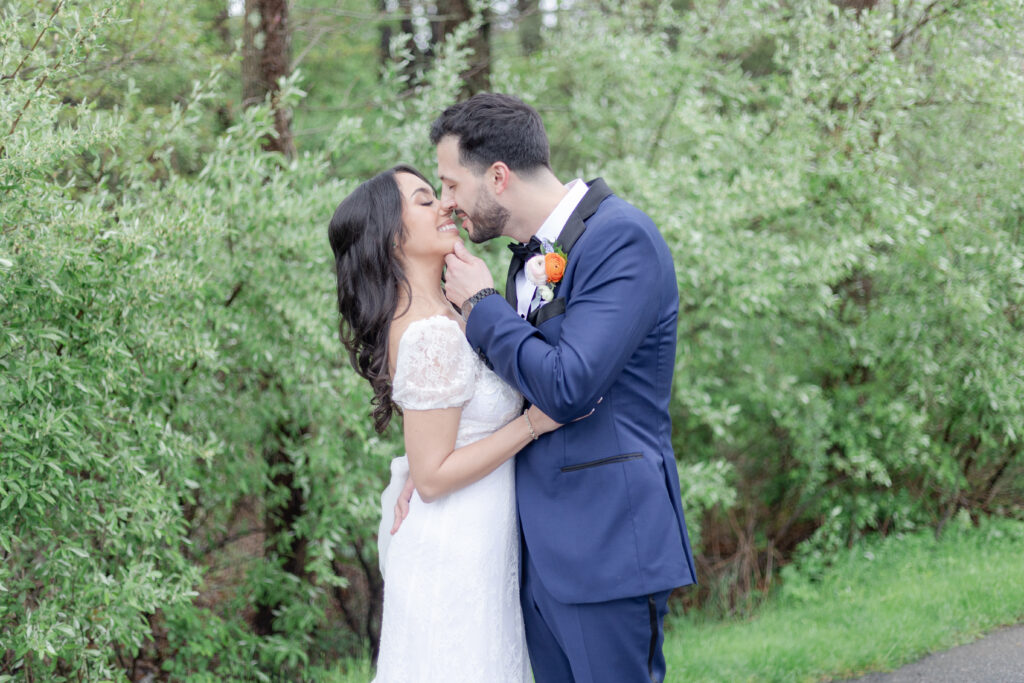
[525,239,567,302]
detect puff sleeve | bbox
[391,317,475,411]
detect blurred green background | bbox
[2,0,1022,680]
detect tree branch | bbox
[0,3,115,157]
[648,84,684,167]
[1,0,66,82]
[890,0,961,51]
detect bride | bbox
[328,165,559,681]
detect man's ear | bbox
[488,161,511,195]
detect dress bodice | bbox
[391,315,522,445]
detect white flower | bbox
[525,255,548,287]
[538,284,554,302]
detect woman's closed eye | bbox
[411,187,437,206]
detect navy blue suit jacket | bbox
[465,179,696,604]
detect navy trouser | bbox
[521,541,672,683]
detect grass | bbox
[325,515,1024,682]
[665,515,1024,682]
[316,657,374,682]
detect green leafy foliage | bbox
[1,0,1022,679]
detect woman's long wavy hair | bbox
[328,164,429,433]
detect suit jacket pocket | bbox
[560,453,642,473]
[532,297,566,326]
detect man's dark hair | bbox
[429,93,551,175]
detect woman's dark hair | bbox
[328,164,430,433]
[429,92,551,175]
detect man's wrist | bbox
[461,287,498,321]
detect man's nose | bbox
[439,190,456,212]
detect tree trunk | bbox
[517,0,542,56]
[254,423,310,637]
[378,0,393,66]
[242,0,262,105]
[834,0,879,11]
[242,0,296,158]
[379,1,491,93]
[438,0,491,94]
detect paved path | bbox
[845,624,1024,682]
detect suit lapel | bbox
[530,297,566,326]
[556,178,612,255]
[526,295,540,325]
[506,178,613,315]
[505,256,520,310]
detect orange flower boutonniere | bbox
[544,252,566,283]
[526,240,568,302]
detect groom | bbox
[437,93,696,682]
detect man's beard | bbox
[463,192,509,243]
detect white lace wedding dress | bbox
[374,315,530,682]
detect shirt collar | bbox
[532,179,588,246]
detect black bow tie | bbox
[508,236,543,261]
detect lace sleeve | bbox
[391,316,476,411]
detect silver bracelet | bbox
[523,409,538,441]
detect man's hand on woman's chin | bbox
[444,241,495,311]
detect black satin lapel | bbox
[558,214,587,256]
[531,297,566,326]
[505,256,520,310]
[557,178,613,254]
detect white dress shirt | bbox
[515,179,588,318]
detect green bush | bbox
[2,0,1022,679]
[1,3,213,677]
